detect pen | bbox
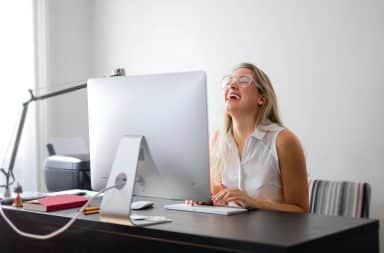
[84,209,99,215]
[84,206,100,211]
[83,206,100,215]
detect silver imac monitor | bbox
[87,71,210,201]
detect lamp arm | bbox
[2,83,87,197]
[1,67,125,198]
[2,98,31,197]
[33,83,87,101]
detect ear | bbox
[257,96,266,106]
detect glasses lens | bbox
[238,76,252,86]
[222,76,232,88]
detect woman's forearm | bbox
[250,197,307,213]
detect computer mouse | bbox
[131,201,154,210]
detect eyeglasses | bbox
[221,75,264,93]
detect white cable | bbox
[0,185,117,240]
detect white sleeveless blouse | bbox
[222,123,285,203]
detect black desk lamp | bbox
[0,68,125,198]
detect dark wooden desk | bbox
[0,197,379,253]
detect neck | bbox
[231,114,257,145]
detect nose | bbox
[228,78,239,89]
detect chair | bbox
[308,179,371,218]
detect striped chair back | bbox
[308,179,371,218]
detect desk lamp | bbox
[0,68,125,198]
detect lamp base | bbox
[3,187,11,198]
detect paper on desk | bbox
[47,189,102,198]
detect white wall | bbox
[42,0,92,152]
[91,0,384,249]
[0,2,37,191]
[45,0,384,249]
[35,0,93,191]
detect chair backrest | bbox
[308,179,371,218]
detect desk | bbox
[0,197,379,253]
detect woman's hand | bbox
[212,186,256,209]
[186,184,256,208]
[185,199,213,206]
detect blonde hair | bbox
[210,63,283,186]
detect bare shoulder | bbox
[276,129,303,153]
[276,129,307,178]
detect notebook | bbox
[164,203,248,215]
[130,213,172,226]
[23,194,88,212]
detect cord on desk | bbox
[0,184,117,240]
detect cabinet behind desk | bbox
[0,197,379,253]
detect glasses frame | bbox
[221,75,264,93]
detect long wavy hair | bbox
[211,63,283,186]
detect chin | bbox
[225,104,241,115]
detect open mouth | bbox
[228,93,241,100]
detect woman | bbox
[189,63,308,213]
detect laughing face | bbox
[223,68,265,117]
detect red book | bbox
[23,194,88,212]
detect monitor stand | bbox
[99,136,171,226]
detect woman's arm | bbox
[213,187,307,212]
[276,129,309,212]
[210,129,220,196]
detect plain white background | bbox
[0,2,37,191]
[41,0,384,250]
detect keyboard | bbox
[164,203,248,215]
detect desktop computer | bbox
[87,71,211,202]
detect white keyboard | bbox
[164,203,248,215]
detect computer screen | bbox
[87,71,210,201]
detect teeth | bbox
[229,94,240,100]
